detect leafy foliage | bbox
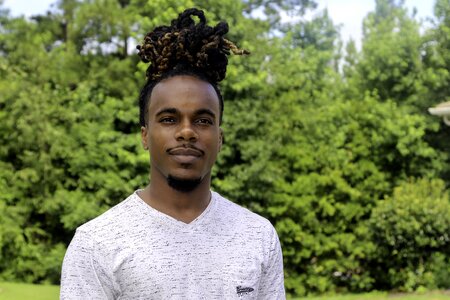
[368,179,450,291]
[0,0,449,296]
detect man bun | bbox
[136,8,249,83]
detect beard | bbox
[167,175,202,193]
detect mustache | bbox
[166,144,204,155]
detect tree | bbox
[0,2,148,282]
[1,0,449,294]
[350,0,425,109]
[421,0,450,184]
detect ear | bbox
[141,126,149,150]
[218,128,224,151]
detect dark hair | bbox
[136,8,249,126]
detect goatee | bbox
[167,175,202,193]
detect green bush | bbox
[368,178,450,291]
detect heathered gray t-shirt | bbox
[60,191,285,299]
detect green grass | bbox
[292,290,450,300]
[0,282,59,300]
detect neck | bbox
[139,171,212,224]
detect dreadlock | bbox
[137,8,249,126]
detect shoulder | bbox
[210,191,282,264]
[211,191,275,233]
[76,192,143,240]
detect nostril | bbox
[175,126,198,141]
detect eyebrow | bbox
[155,107,216,120]
[155,108,178,117]
[194,109,216,120]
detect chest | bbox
[111,229,264,299]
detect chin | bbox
[167,174,203,193]
[169,167,208,181]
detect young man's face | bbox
[141,75,223,187]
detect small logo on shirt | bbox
[236,286,254,297]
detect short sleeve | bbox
[257,224,286,299]
[60,229,116,300]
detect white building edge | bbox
[428,101,450,126]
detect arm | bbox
[60,229,116,300]
[258,224,286,299]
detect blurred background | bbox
[0,0,449,298]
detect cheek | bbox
[148,131,165,152]
[208,134,222,154]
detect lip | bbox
[168,148,203,156]
[167,147,203,164]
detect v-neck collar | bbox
[133,190,217,229]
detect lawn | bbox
[292,290,450,300]
[0,282,59,300]
[1,282,449,300]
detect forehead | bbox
[148,75,220,115]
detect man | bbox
[60,8,285,299]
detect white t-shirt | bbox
[60,191,285,299]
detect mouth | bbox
[167,146,203,164]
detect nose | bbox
[175,120,198,142]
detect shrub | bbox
[368,178,450,291]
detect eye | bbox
[159,117,176,123]
[196,118,213,125]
